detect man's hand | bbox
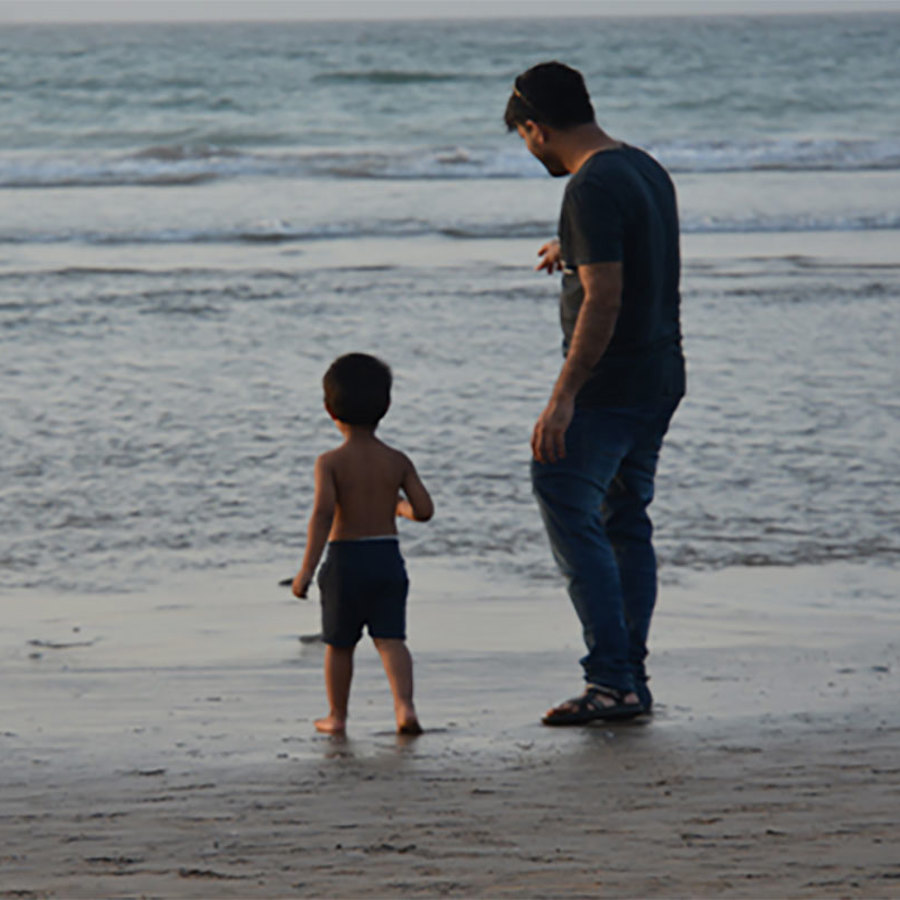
[292,571,312,599]
[535,239,563,274]
[531,394,575,464]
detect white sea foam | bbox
[3,209,900,246]
[3,136,900,191]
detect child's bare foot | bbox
[315,715,346,735]
[396,704,423,735]
[397,718,423,736]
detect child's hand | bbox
[396,496,414,520]
[292,571,312,599]
[397,468,434,523]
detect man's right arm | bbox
[531,261,623,464]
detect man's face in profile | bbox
[517,122,568,177]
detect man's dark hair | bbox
[504,61,595,132]
[323,352,392,426]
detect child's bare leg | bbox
[316,644,354,734]
[373,638,422,735]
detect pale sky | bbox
[2,0,898,24]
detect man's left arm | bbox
[531,261,623,464]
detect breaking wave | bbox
[3,136,900,189]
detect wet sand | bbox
[1,561,899,898]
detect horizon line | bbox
[3,1,899,27]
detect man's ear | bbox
[525,119,550,145]
[324,399,337,421]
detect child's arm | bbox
[396,456,434,523]
[292,455,337,598]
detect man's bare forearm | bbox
[551,287,620,402]
[531,261,623,464]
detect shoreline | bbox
[6,224,900,279]
[2,561,898,897]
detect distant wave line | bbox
[2,136,900,188]
[4,214,900,247]
[313,70,478,84]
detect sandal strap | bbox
[586,683,628,703]
[547,690,603,718]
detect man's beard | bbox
[537,151,568,177]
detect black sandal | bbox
[541,685,644,726]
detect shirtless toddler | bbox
[292,353,434,735]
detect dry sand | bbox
[1,561,898,898]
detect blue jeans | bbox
[531,399,680,705]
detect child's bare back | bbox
[321,433,431,541]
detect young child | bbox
[292,353,434,736]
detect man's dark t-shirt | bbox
[558,145,685,407]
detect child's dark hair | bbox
[323,353,392,426]
[504,61,595,132]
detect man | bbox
[505,62,685,725]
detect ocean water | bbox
[1,14,899,594]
